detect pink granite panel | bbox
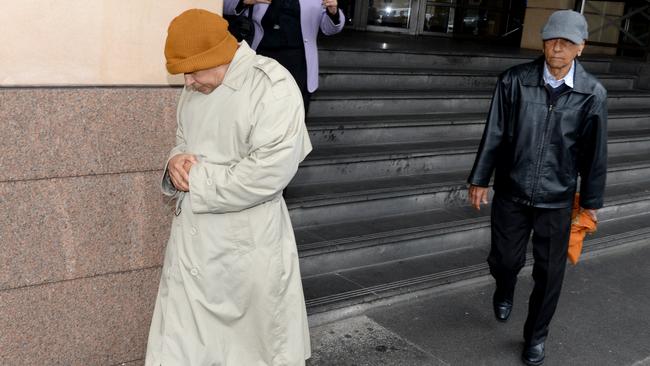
[0,268,160,366]
[0,171,173,291]
[0,87,180,182]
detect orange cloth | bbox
[568,193,597,265]
[164,9,238,75]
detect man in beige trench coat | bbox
[145,9,312,366]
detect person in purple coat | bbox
[224,0,345,111]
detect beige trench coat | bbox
[145,43,312,366]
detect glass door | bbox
[355,0,523,41]
[420,0,456,34]
[366,0,422,33]
[418,0,524,42]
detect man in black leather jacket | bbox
[467,10,607,366]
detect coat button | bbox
[190,268,199,276]
[206,178,213,186]
[190,227,198,235]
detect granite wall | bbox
[0,87,181,365]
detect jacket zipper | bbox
[529,104,554,205]
[529,88,572,206]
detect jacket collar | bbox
[221,42,256,91]
[522,56,596,94]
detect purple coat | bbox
[224,0,345,92]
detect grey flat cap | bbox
[541,10,589,44]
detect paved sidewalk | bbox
[308,240,650,366]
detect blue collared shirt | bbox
[543,60,575,89]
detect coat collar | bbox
[221,41,257,91]
[521,56,596,94]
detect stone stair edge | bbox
[318,66,636,78]
[294,181,650,255]
[289,152,650,207]
[302,133,650,164]
[305,109,650,128]
[312,88,650,100]
[318,47,617,62]
[287,177,466,208]
[303,216,650,313]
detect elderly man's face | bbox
[184,63,229,94]
[543,38,585,70]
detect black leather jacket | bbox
[468,57,608,209]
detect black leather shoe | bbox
[522,342,545,366]
[492,293,512,322]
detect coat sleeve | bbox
[319,9,345,35]
[578,88,608,209]
[467,75,510,187]
[161,90,189,198]
[188,79,312,214]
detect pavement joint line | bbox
[385,323,452,366]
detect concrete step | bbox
[293,131,650,185]
[308,112,484,146]
[302,211,650,314]
[295,178,650,277]
[610,129,650,155]
[308,89,650,117]
[307,109,650,147]
[318,49,613,74]
[318,67,636,91]
[294,139,475,185]
[289,152,650,228]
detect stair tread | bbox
[610,128,650,139]
[307,139,475,159]
[304,130,650,161]
[294,178,650,251]
[288,171,466,205]
[289,152,650,207]
[312,89,650,100]
[302,244,489,303]
[307,108,650,127]
[303,211,650,308]
[319,43,617,62]
[307,112,485,126]
[296,205,483,249]
[319,66,636,79]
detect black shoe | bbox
[522,342,545,366]
[492,293,512,322]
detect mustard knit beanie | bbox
[164,9,238,75]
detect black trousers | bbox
[488,194,573,346]
[256,47,312,113]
